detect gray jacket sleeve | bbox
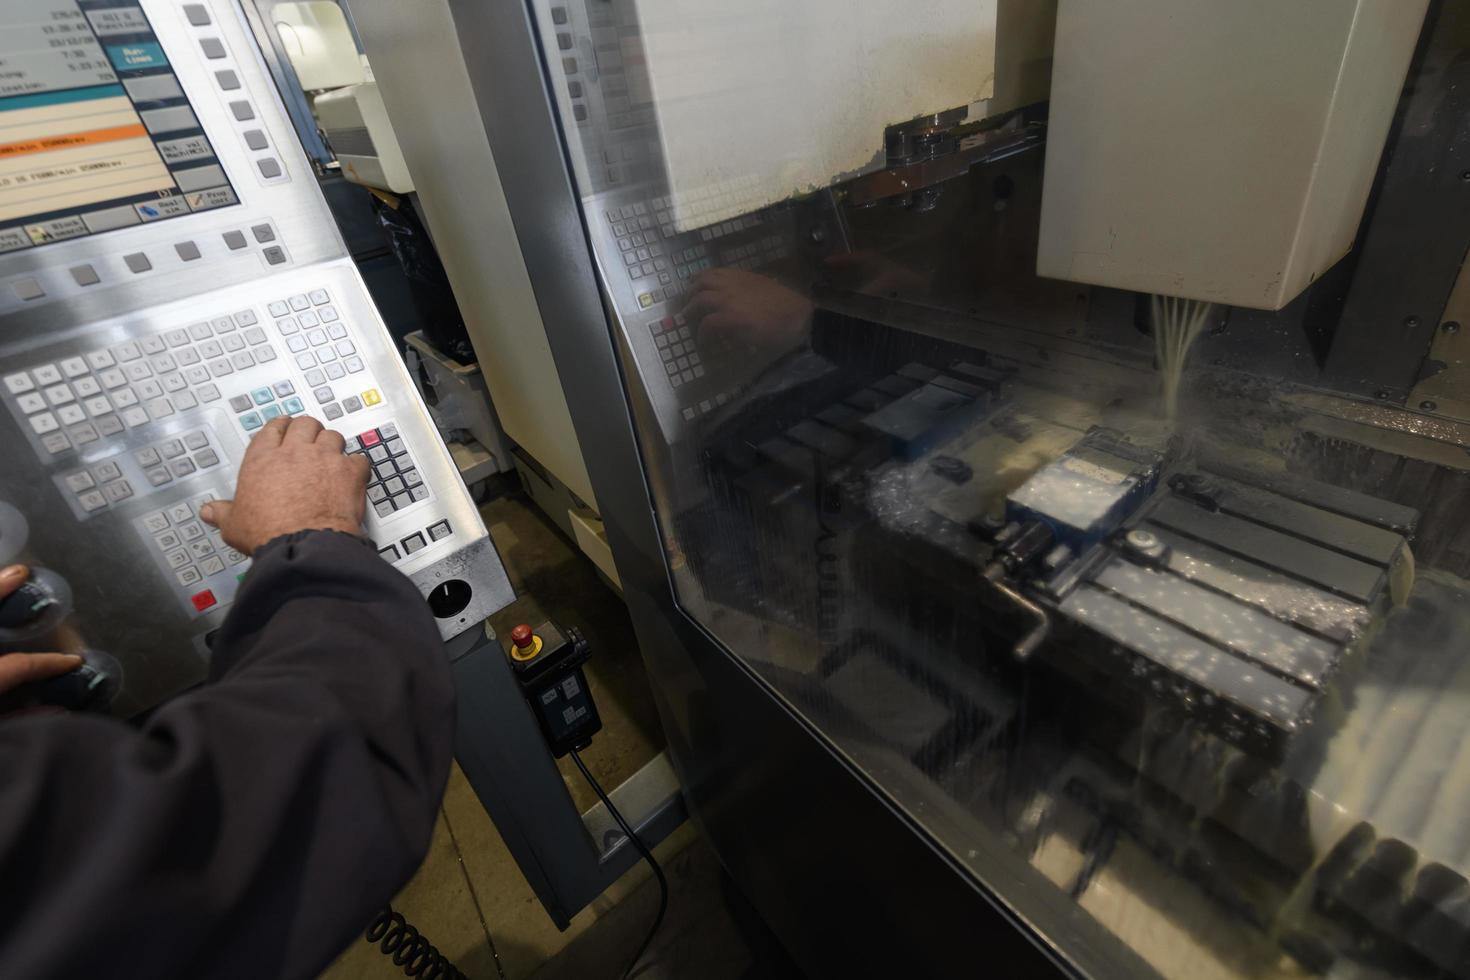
[0,529,454,980]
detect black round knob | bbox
[0,579,55,629]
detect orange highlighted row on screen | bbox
[0,124,150,161]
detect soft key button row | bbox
[378,520,454,564]
[139,494,248,611]
[347,424,430,518]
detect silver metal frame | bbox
[440,0,1137,975]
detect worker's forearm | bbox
[0,530,453,980]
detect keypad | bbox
[138,493,248,613]
[54,428,225,519]
[265,290,377,423]
[2,309,267,455]
[648,313,705,391]
[348,423,430,518]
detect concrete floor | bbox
[320,477,805,980]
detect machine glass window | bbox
[534,1,1470,976]
[0,0,237,254]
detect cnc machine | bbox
[348,0,1470,976]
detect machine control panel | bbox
[0,0,514,718]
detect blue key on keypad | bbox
[260,404,283,421]
[283,397,305,416]
[240,412,263,430]
[252,387,274,405]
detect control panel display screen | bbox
[0,0,236,255]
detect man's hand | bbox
[0,564,81,701]
[683,268,814,355]
[201,416,371,555]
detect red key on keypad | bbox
[359,430,381,448]
[191,590,217,612]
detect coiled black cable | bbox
[364,905,469,980]
[571,748,669,980]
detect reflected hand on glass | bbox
[0,564,82,704]
[822,250,931,299]
[682,268,814,356]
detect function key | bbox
[183,3,211,26]
[378,544,400,562]
[191,589,217,612]
[428,520,453,542]
[401,533,427,555]
[272,380,295,398]
[358,429,381,448]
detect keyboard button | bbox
[231,351,255,370]
[287,336,307,353]
[240,412,262,431]
[176,348,201,366]
[189,322,214,341]
[16,392,45,414]
[428,520,453,542]
[121,406,149,427]
[86,350,116,371]
[78,490,107,513]
[64,471,96,493]
[254,346,277,364]
[60,357,88,378]
[309,289,329,305]
[288,294,309,311]
[325,362,346,381]
[197,384,221,403]
[282,397,305,415]
[260,404,283,421]
[184,431,209,451]
[401,533,427,555]
[172,392,198,411]
[234,310,258,327]
[212,316,235,333]
[250,388,272,406]
[96,415,124,436]
[323,402,343,421]
[272,381,295,397]
[32,364,62,385]
[135,447,162,467]
[342,395,363,413]
[268,301,289,317]
[344,357,365,374]
[41,432,71,454]
[147,466,173,487]
[195,449,220,468]
[141,336,167,355]
[209,359,234,377]
[373,499,395,518]
[314,386,334,404]
[170,458,197,479]
[102,478,131,502]
[83,396,112,417]
[113,343,141,363]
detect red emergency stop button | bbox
[191,590,217,612]
[510,623,541,662]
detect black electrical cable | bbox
[364,905,469,980]
[571,748,669,980]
